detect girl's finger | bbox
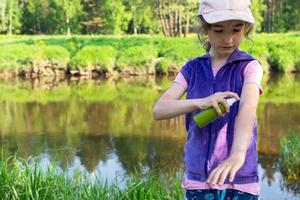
[210,166,224,185]
[224,92,240,100]
[207,167,218,183]
[218,166,231,185]
[212,102,222,116]
[220,99,230,113]
[229,166,239,182]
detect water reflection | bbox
[0,74,300,199]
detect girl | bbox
[153,0,263,199]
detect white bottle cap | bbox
[226,98,238,106]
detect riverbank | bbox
[0,33,299,78]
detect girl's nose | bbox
[223,34,233,44]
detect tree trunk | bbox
[66,18,71,36]
[184,12,189,37]
[8,13,12,35]
[174,9,178,36]
[167,2,173,36]
[178,9,182,37]
[158,0,169,36]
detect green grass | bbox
[0,44,69,73]
[0,152,184,200]
[69,45,117,71]
[0,33,300,74]
[279,129,300,182]
[116,44,158,73]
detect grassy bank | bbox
[0,152,183,200]
[0,33,299,77]
[278,129,300,196]
[279,129,300,182]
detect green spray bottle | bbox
[193,98,238,128]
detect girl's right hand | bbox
[196,92,240,116]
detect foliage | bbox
[0,0,21,34]
[0,34,300,74]
[279,129,300,182]
[271,0,300,32]
[155,58,173,74]
[251,0,266,32]
[0,44,69,72]
[0,152,184,200]
[116,44,158,71]
[69,45,117,71]
[2,0,300,35]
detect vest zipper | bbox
[205,61,217,179]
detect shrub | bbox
[155,58,172,74]
[41,45,70,67]
[69,45,117,71]
[156,38,204,69]
[116,44,158,71]
[0,44,43,72]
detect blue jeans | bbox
[185,189,259,200]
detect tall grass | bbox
[69,45,117,72]
[279,129,300,182]
[0,33,300,75]
[0,152,184,200]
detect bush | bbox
[1,34,300,75]
[0,44,43,72]
[116,44,158,71]
[0,44,70,72]
[156,38,204,69]
[69,45,117,71]
[267,41,295,72]
[41,46,70,66]
[155,58,172,74]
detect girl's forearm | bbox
[230,101,257,155]
[153,99,199,120]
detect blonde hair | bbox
[197,16,254,53]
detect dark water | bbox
[0,75,299,200]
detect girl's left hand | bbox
[206,152,245,185]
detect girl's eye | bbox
[214,30,223,33]
[234,29,242,32]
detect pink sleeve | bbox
[243,60,263,95]
[174,72,188,90]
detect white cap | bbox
[198,0,255,24]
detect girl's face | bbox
[207,20,246,58]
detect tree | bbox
[55,0,83,36]
[102,0,128,34]
[21,0,50,34]
[81,0,103,34]
[155,0,197,37]
[251,0,266,32]
[262,0,300,32]
[0,0,21,34]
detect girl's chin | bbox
[219,48,235,55]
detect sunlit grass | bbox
[0,152,184,200]
[0,33,299,74]
[279,129,300,182]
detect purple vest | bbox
[181,49,259,184]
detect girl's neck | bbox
[209,49,230,68]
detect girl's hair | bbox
[197,16,254,53]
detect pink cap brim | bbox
[200,9,255,24]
